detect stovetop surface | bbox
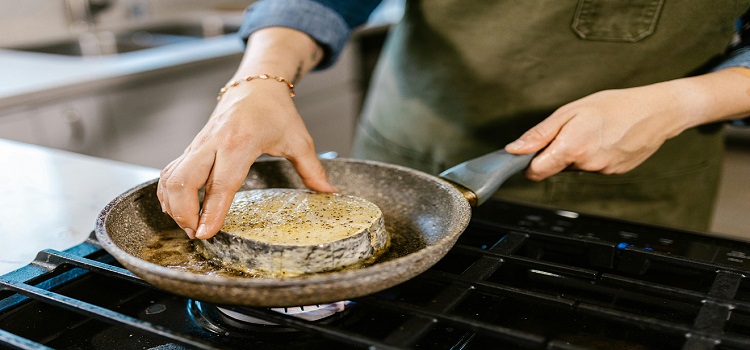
[1,200,749,350]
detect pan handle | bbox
[439,150,534,206]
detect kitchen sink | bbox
[144,19,240,38]
[9,19,240,57]
[13,31,194,56]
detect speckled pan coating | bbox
[95,158,472,307]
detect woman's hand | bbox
[157,83,335,240]
[505,68,750,181]
[157,27,335,240]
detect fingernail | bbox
[160,202,166,213]
[183,228,196,239]
[196,224,208,239]
[506,139,525,150]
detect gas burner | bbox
[188,300,355,335]
[217,301,352,325]
[5,200,750,348]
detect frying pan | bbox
[95,150,533,307]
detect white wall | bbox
[0,1,69,47]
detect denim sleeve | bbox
[238,0,382,69]
[713,9,750,126]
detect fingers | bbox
[287,141,338,193]
[194,150,259,239]
[505,109,578,181]
[525,142,576,181]
[505,109,573,154]
[188,129,336,240]
[157,157,180,214]
[512,106,611,180]
[292,157,337,193]
[159,150,216,239]
[194,188,235,240]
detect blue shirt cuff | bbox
[239,0,351,69]
[713,46,750,71]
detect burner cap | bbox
[217,301,351,325]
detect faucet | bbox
[65,0,113,32]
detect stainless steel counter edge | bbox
[0,35,245,111]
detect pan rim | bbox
[94,157,472,288]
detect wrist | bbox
[217,74,296,101]
[238,27,322,83]
[660,78,713,132]
[669,68,750,129]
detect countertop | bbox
[0,139,159,275]
[0,18,244,274]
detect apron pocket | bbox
[571,0,665,42]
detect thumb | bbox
[505,112,573,154]
[289,151,338,193]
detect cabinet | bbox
[0,96,109,157]
[36,95,110,157]
[0,107,41,145]
[104,61,235,168]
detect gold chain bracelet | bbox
[216,74,296,101]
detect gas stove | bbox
[1,199,749,349]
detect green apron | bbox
[352,0,749,231]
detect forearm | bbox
[239,0,381,69]
[672,67,750,131]
[232,27,324,85]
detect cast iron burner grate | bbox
[1,200,750,349]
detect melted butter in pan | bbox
[140,228,262,278]
[139,222,424,279]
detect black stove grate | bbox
[1,200,749,350]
